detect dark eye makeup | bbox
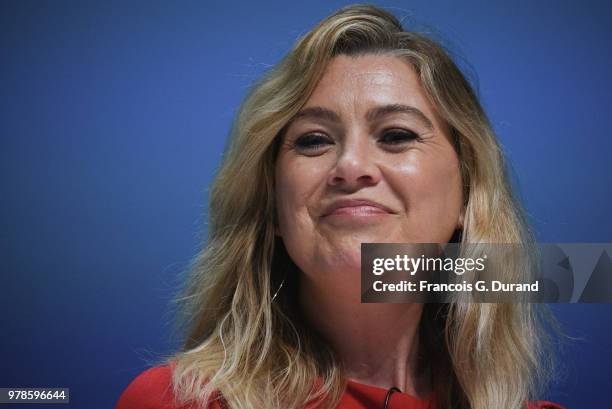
[293,133,332,150]
[289,128,422,154]
[378,129,422,145]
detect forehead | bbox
[304,54,436,118]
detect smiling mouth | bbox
[323,205,391,217]
[321,198,395,219]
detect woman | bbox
[117,4,563,409]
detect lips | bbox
[321,198,394,217]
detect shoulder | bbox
[116,364,219,409]
[527,400,566,409]
[116,364,181,409]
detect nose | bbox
[327,133,382,191]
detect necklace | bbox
[383,386,401,409]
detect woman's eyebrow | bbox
[293,106,341,123]
[366,103,433,130]
[293,104,434,130]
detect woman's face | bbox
[275,54,464,280]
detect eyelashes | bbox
[289,128,423,154]
[293,133,331,150]
[378,129,422,145]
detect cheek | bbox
[421,154,462,203]
[385,150,463,231]
[275,155,336,276]
[274,155,331,236]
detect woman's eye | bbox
[293,133,333,150]
[379,129,421,145]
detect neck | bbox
[298,271,429,398]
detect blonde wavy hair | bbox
[165,4,554,409]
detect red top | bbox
[116,364,564,409]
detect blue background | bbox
[2,1,611,408]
